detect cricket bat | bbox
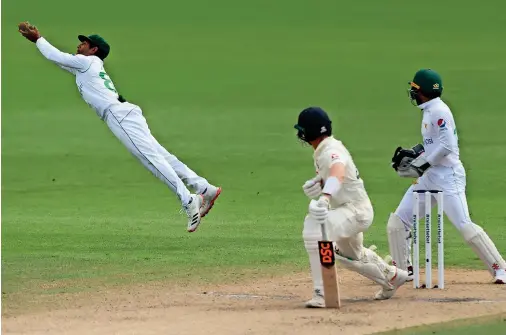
[318,223,341,308]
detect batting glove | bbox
[302,175,323,199]
[308,197,330,223]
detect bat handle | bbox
[321,222,328,241]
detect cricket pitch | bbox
[3,268,506,335]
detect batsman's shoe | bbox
[383,254,414,283]
[305,289,325,308]
[494,269,506,284]
[184,194,203,233]
[200,186,222,218]
[374,268,409,300]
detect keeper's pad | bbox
[461,223,506,276]
[387,213,410,271]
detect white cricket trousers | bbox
[103,103,210,206]
[303,199,375,290]
[395,164,472,231]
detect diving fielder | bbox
[18,22,221,232]
[295,107,409,307]
[389,69,506,284]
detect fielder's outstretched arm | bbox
[36,37,91,72]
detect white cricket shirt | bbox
[418,97,461,167]
[36,37,122,119]
[313,136,369,207]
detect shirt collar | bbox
[314,136,334,158]
[417,97,442,111]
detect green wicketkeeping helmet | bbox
[408,69,443,105]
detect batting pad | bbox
[303,216,324,291]
[461,223,506,276]
[387,213,410,271]
[335,247,396,290]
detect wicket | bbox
[412,190,444,289]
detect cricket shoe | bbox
[385,254,414,283]
[305,288,325,308]
[372,248,413,283]
[374,268,410,300]
[494,268,506,284]
[406,265,414,282]
[200,186,222,218]
[183,194,203,233]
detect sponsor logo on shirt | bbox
[424,138,433,145]
[437,118,446,128]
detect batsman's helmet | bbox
[294,107,332,143]
[408,68,443,105]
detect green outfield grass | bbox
[375,313,506,335]
[2,0,506,305]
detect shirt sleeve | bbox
[57,64,78,75]
[35,37,92,72]
[319,149,348,170]
[426,111,456,165]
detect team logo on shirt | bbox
[330,153,340,163]
[437,118,446,128]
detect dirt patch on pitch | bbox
[3,268,506,335]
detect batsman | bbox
[388,69,506,284]
[295,107,409,308]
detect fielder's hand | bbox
[396,155,431,178]
[302,175,323,199]
[308,197,330,224]
[391,144,424,171]
[18,21,40,43]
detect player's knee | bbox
[448,214,474,232]
[459,222,481,239]
[393,208,411,229]
[335,237,362,261]
[357,212,373,232]
[387,212,407,230]
[352,201,374,233]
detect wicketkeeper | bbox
[296,107,409,308]
[388,69,506,284]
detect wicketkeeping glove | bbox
[391,144,425,171]
[302,175,323,199]
[18,21,40,43]
[396,155,431,178]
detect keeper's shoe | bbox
[305,289,325,308]
[494,268,506,284]
[406,265,414,282]
[200,186,222,218]
[184,194,203,233]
